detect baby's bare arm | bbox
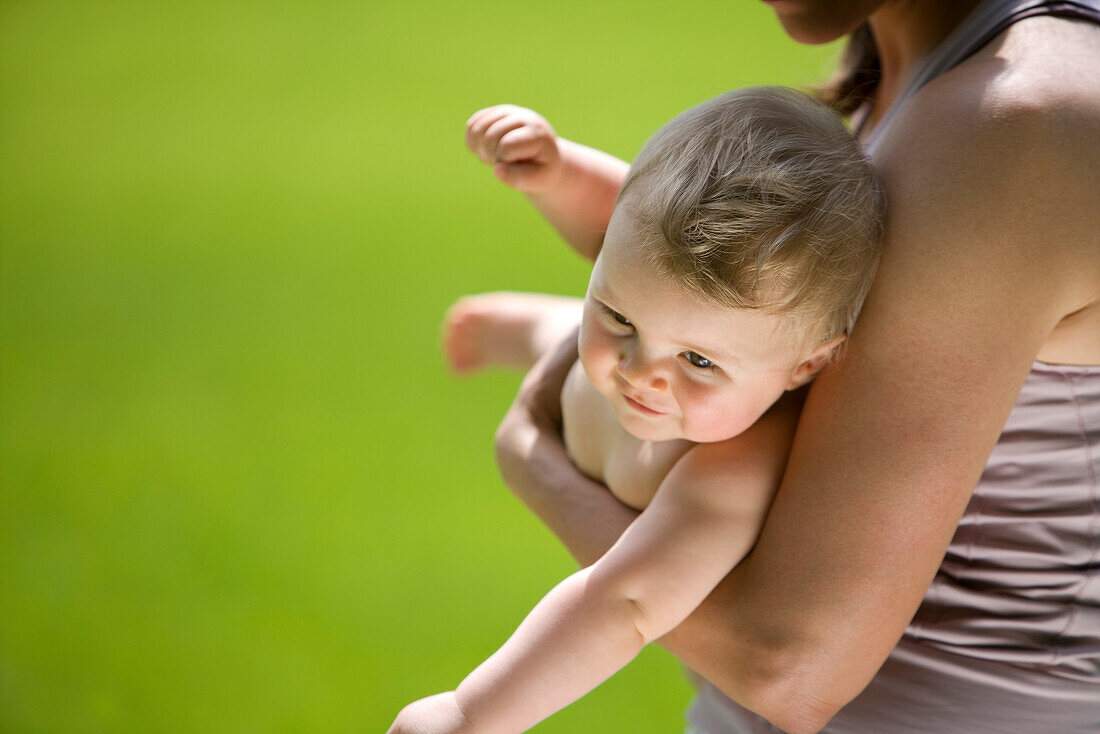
[441,414,795,734]
[585,407,796,639]
[465,105,627,261]
[523,138,627,262]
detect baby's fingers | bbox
[482,116,529,163]
[465,105,520,163]
[496,125,552,164]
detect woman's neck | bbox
[867,0,984,112]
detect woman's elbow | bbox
[743,676,846,734]
[673,629,850,734]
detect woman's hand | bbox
[387,692,475,734]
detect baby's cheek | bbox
[680,396,752,443]
[578,330,618,389]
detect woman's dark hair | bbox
[816,23,881,118]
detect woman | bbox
[489,0,1100,732]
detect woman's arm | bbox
[497,68,1100,733]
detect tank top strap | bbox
[862,0,1100,155]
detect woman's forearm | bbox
[524,139,627,263]
[496,406,638,565]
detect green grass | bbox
[0,1,839,731]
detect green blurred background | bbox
[0,1,839,731]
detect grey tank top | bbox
[689,2,1100,732]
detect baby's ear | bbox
[785,334,846,390]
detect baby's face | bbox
[579,206,810,444]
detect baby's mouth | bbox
[622,392,665,416]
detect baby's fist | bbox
[387,692,476,734]
[465,104,562,193]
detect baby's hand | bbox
[386,692,476,734]
[465,105,562,193]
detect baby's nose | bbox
[617,354,669,392]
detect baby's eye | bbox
[606,307,632,327]
[683,351,715,369]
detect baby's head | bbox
[579,86,885,443]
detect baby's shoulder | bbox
[670,390,803,494]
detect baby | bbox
[390,87,884,734]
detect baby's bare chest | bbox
[561,363,692,511]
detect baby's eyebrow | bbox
[589,276,614,300]
[589,284,623,312]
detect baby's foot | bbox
[442,291,583,373]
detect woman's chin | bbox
[764,0,875,45]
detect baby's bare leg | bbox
[442,292,583,373]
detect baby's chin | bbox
[616,406,754,444]
[684,422,758,444]
[615,411,686,443]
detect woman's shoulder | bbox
[983,13,1100,99]
[875,13,1100,246]
[872,12,1100,361]
[910,15,1100,144]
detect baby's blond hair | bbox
[620,86,885,349]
